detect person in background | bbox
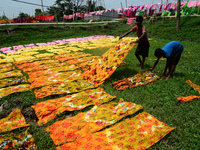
[149,41,184,79]
[119,16,150,70]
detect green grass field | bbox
[0,16,200,150]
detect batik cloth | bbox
[0,70,23,80]
[176,79,200,102]
[46,99,143,145]
[34,80,97,99]
[0,128,37,150]
[0,63,15,73]
[111,71,160,90]
[57,111,175,150]
[0,109,29,133]
[82,39,136,85]
[0,84,30,98]
[53,52,91,62]
[32,87,116,126]
[0,76,28,88]
[28,70,83,89]
[65,56,99,65]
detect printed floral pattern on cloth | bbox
[46,99,143,145]
[28,70,83,89]
[0,76,28,88]
[0,63,15,73]
[0,128,37,150]
[111,71,160,90]
[0,70,23,80]
[32,87,116,126]
[0,109,29,133]
[176,79,200,102]
[34,80,97,99]
[0,84,30,98]
[57,111,175,150]
[82,39,136,85]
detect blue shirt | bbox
[162,41,184,62]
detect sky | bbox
[0,0,193,19]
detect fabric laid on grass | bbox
[0,70,23,80]
[34,80,97,99]
[46,99,143,145]
[0,128,37,150]
[82,39,136,85]
[0,76,28,88]
[0,84,30,98]
[0,109,29,133]
[176,79,200,102]
[65,56,99,65]
[57,111,175,150]
[53,52,91,62]
[32,87,116,126]
[111,71,160,90]
[28,70,83,89]
[0,63,15,73]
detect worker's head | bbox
[136,16,143,26]
[155,48,165,57]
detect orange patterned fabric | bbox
[57,111,175,150]
[0,109,29,133]
[0,128,37,150]
[53,52,91,62]
[176,80,200,102]
[34,80,97,99]
[0,84,30,98]
[111,71,160,90]
[65,56,99,65]
[46,100,143,145]
[177,96,200,102]
[82,39,136,85]
[28,70,83,89]
[32,87,116,126]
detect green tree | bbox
[18,12,30,18]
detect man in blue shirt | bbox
[149,41,184,79]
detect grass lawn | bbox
[0,16,200,150]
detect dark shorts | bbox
[171,52,182,65]
[135,43,149,57]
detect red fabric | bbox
[36,15,54,21]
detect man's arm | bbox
[136,27,146,42]
[149,57,161,71]
[119,30,132,39]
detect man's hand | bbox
[149,68,153,71]
[136,38,140,43]
[119,36,123,40]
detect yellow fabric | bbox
[0,63,15,73]
[0,76,28,88]
[34,80,97,99]
[46,99,143,145]
[82,39,136,85]
[58,111,175,150]
[0,128,37,150]
[0,70,23,80]
[32,87,116,126]
[0,84,30,98]
[0,109,29,133]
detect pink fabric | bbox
[126,18,134,25]
[13,45,24,51]
[188,1,198,8]
[0,47,12,52]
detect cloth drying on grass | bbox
[28,70,83,89]
[32,87,116,126]
[0,109,29,133]
[34,80,97,99]
[0,70,23,80]
[177,79,200,102]
[46,99,143,145]
[0,128,37,150]
[111,71,160,90]
[82,39,136,85]
[0,63,15,73]
[65,56,99,65]
[57,111,175,150]
[0,76,28,88]
[53,52,91,62]
[0,84,30,98]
